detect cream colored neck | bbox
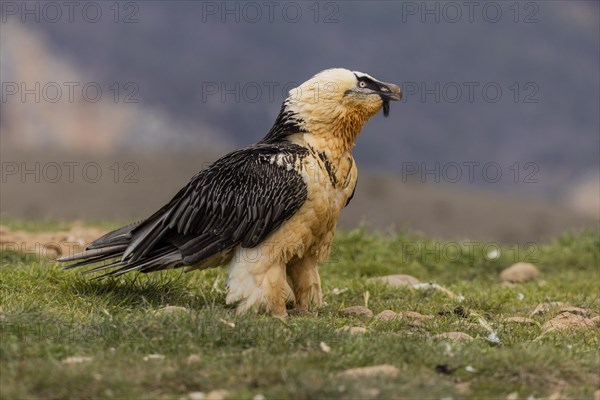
[289,122,363,163]
[287,105,370,160]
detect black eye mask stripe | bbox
[352,73,394,118]
[356,76,381,91]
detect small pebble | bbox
[399,311,434,327]
[339,306,373,318]
[62,356,93,364]
[336,326,368,334]
[367,274,420,287]
[143,354,165,361]
[499,262,539,283]
[186,354,201,364]
[338,364,400,379]
[432,332,474,343]
[486,332,500,344]
[319,342,331,353]
[331,288,348,295]
[205,389,229,400]
[486,249,501,260]
[542,313,595,334]
[219,319,235,328]
[375,310,397,321]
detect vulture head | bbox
[264,68,401,149]
[287,68,401,119]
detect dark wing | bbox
[60,143,309,276]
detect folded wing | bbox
[59,143,309,277]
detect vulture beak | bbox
[379,82,402,117]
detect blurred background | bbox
[1,1,598,243]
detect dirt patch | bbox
[0,225,107,260]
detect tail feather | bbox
[82,260,126,276]
[56,217,181,277]
[120,215,169,263]
[57,218,186,278]
[58,245,128,263]
[63,252,123,270]
[92,250,181,280]
[105,251,181,278]
[62,240,183,279]
[86,221,142,250]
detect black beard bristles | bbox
[383,99,390,117]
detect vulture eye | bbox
[358,81,367,88]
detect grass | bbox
[1,222,599,399]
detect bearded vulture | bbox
[58,68,402,315]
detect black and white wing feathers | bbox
[60,143,309,276]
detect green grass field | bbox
[1,222,598,399]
